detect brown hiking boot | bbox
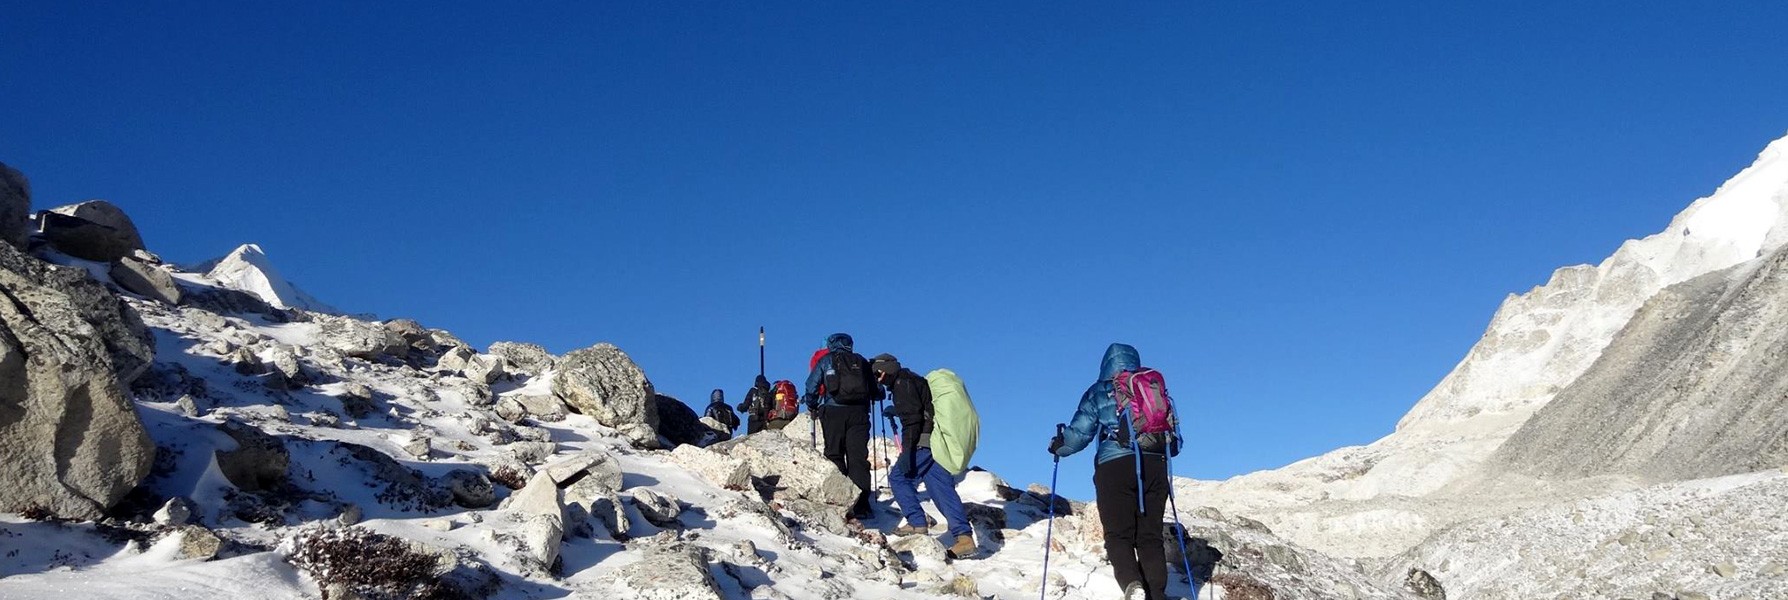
[946,533,976,558]
[891,524,929,536]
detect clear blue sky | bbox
[4,2,1786,499]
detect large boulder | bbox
[654,394,710,448]
[0,241,156,519]
[215,420,290,492]
[0,161,28,250]
[488,341,555,375]
[551,344,659,447]
[666,444,749,490]
[40,200,146,262]
[315,314,404,359]
[609,544,724,600]
[506,472,564,569]
[109,256,182,305]
[708,432,858,507]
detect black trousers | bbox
[820,405,873,516]
[745,416,765,435]
[1095,453,1170,600]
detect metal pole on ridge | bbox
[758,327,765,379]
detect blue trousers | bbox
[888,447,971,538]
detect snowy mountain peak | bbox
[200,243,341,314]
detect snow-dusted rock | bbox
[608,544,723,600]
[464,353,506,385]
[215,420,290,492]
[109,255,182,305]
[438,343,475,373]
[154,496,195,526]
[509,441,558,465]
[709,432,858,507]
[0,161,26,250]
[513,394,567,421]
[168,526,221,561]
[489,341,555,375]
[40,200,145,261]
[507,472,564,569]
[666,444,750,491]
[0,242,155,519]
[552,343,659,447]
[543,450,624,490]
[337,382,378,418]
[315,313,403,359]
[443,469,496,508]
[630,487,683,526]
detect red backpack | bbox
[772,380,801,420]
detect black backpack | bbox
[825,350,878,406]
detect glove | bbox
[1048,433,1065,456]
[884,414,900,433]
[801,394,818,411]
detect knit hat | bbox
[871,353,901,377]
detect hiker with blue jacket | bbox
[1050,343,1173,600]
[872,353,975,558]
[805,332,879,522]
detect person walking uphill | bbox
[1050,343,1173,600]
[805,333,878,521]
[704,389,740,434]
[872,354,975,558]
[737,375,772,434]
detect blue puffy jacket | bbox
[803,333,854,407]
[1053,343,1142,466]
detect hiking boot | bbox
[890,524,929,536]
[1122,582,1146,600]
[946,533,976,558]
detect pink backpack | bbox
[1113,368,1180,455]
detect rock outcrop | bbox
[708,432,857,508]
[551,344,658,447]
[654,394,710,448]
[0,241,156,519]
[506,472,564,569]
[488,341,554,375]
[608,544,723,600]
[39,200,146,262]
[0,161,28,250]
[109,256,182,305]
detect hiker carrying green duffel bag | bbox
[925,368,980,476]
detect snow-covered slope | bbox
[194,244,340,314]
[1182,131,1788,560]
[0,283,1410,599]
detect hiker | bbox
[737,375,772,434]
[764,379,800,431]
[1049,343,1174,600]
[704,388,740,434]
[872,354,974,557]
[804,333,878,521]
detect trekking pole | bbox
[1166,453,1196,599]
[1040,423,1064,600]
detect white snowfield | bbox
[192,243,341,314]
[1182,132,1788,571]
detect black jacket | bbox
[706,401,740,431]
[882,368,933,453]
[737,377,771,419]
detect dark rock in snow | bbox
[0,161,29,250]
[39,200,147,262]
[109,256,182,305]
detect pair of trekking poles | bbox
[1039,424,1198,600]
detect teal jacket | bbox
[1053,343,1141,466]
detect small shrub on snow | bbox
[283,525,461,600]
[488,465,527,490]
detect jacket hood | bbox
[826,333,854,352]
[754,375,771,389]
[709,389,725,403]
[1099,343,1141,381]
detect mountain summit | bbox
[196,243,340,314]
